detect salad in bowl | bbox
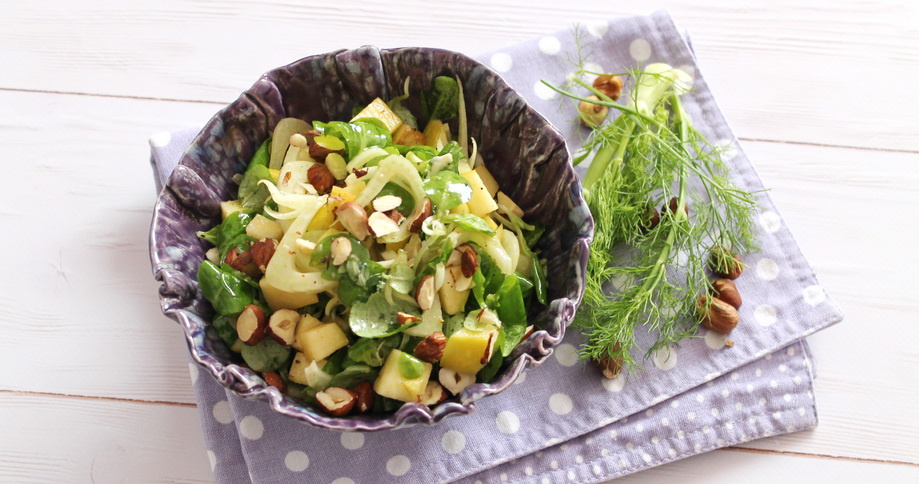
[149,46,591,430]
[198,77,548,416]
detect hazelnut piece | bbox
[367,211,400,238]
[330,236,352,266]
[237,305,268,345]
[315,387,358,417]
[711,278,742,309]
[409,198,433,233]
[415,275,436,311]
[263,371,287,393]
[578,95,609,128]
[335,202,370,240]
[438,368,475,396]
[710,246,743,279]
[697,295,740,334]
[420,381,448,406]
[352,381,374,414]
[459,244,479,278]
[267,308,299,346]
[307,163,335,194]
[250,238,278,273]
[593,74,623,100]
[413,332,446,363]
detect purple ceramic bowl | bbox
[149,46,593,431]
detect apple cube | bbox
[440,325,499,375]
[373,350,433,403]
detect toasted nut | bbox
[409,198,433,233]
[315,387,358,417]
[307,163,335,194]
[352,167,369,178]
[712,278,742,309]
[416,275,436,311]
[710,246,743,279]
[450,265,474,292]
[308,136,345,161]
[593,74,623,100]
[446,248,463,267]
[237,305,268,345]
[250,238,278,273]
[397,312,421,326]
[263,371,287,393]
[697,295,740,334]
[225,247,258,277]
[459,244,479,278]
[385,209,405,224]
[593,356,624,379]
[578,95,609,127]
[205,247,220,264]
[267,308,299,345]
[352,381,374,414]
[372,195,403,213]
[480,332,496,365]
[439,368,476,395]
[663,197,689,218]
[289,133,308,149]
[330,237,352,266]
[335,202,370,240]
[420,381,448,406]
[413,332,446,363]
[368,211,400,237]
[643,207,660,232]
[393,124,426,146]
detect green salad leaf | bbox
[422,76,460,121]
[444,213,496,235]
[495,274,528,357]
[197,261,254,315]
[348,334,401,367]
[349,293,421,338]
[321,120,392,160]
[423,171,472,211]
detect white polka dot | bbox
[386,455,411,476]
[572,454,583,464]
[602,374,626,392]
[549,393,574,415]
[784,394,792,402]
[645,409,654,417]
[625,442,634,450]
[442,430,466,454]
[525,467,534,476]
[533,80,559,101]
[687,412,696,421]
[285,451,309,472]
[779,364,788,373]
[668,448,677,457]
[759,397,767,405]
[601,448,611,457]
[490,53,513,73]
[567,470,576,480]
[803,285,826,306]
[635,424,644,432]
[149,132,172,148]
[671,401,679,408]
[496,411,520,435]
[555,343,579,367]
[694,443,702,452]
[735,402,743,411]
[731,372,739,380]
[586,437,594,444]
[711,408,720,417]
[212,401,234,424]
[755,305,778,326]
[652,345,677,370]
[538,36,562,55]
[755,368,762,377]
[696,394,705,403]
[798,407,807,416]
[759,211,782,233]
[726,422,734,429]
[610,429,618,439]
[542,478,551,484]
[677,431,685,439]
[514,371,526,385]
[340,432,364,450]
[746,384,755,393]
[703,426,712,434]
[239,415,263,440]
[593,464,602,475]
[765,354,773,361]
[756,258,780,281]
[642,454,652,463]
[550,460,559,469]
[661,417,670,426]
[705,329,729,349]
[188,363,199,385]
[717,438,725,446]
[704,372,719,382]
[331,479,355,484]
[773,412,782,420]
[650,395,668,405]
[770,380,778,388]
[586,20,609,37]
[629,39,652,61]
[722,389,731,398]
[206,450,216,471]
[794,376,803,385]
[651,436,660,444]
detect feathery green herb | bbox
[544,60,759,372]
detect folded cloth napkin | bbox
[150,10,843,483]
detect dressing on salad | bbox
[197,76,548,416]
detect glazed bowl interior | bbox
[150,46,593,431]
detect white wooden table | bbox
[2,1,917,482]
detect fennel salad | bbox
[196,76,548,416]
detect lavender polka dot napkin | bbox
[150,10,843,483]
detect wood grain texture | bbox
[2,1,918,152]
[0,393,213,483]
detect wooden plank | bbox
[2,0,918,151]
[0,90,219,404]
[0,392,213,483]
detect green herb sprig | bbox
[544,61,760,371]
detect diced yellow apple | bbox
[288,352,330,387]
[351,98,403,133]
[330,185,356,203]
[298,322,349,362]
[461,170,499,217]
[306,203,335,230]
[450,203,471,214]
[220,200,243,219]
[373,350,433,403]
[440,325,499,375]
[260,277,320,311]
[497,191,525,217]
[474,164,500,198]
[246,214,283,240]
[423,120,450,150]
[292,314,323,351]
[439,266,470,315]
